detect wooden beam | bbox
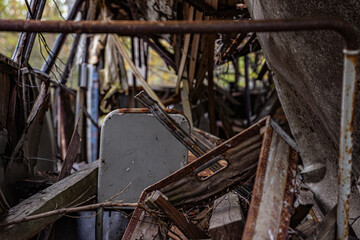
[57,117,81,180]
[175,4,194,95]
[209,192,245,240]
[147,190,209,239]
[307,206,336,240]
[188,10,203,88]
[207,34,216,134]
[0,161,98,240]
[184,0,217,15]
[242,129,298,240]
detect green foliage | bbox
[0,0,71,77]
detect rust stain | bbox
[346,54,359,66]
[242,125,273,240]
[118,108,179,114]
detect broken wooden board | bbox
[307,206,336,240]
[146,190,209,239]
[242,126,298,240]
[0,161,98,240]
[123,116,298,239]
[209,192,245,240]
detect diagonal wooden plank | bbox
[0,161,98,240]
[112,34,165,108]
[188,10,203,89]
[175,5,194,95]
[57,117,81,180]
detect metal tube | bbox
[0,18,357,49]
[41,0,84,73]
[337,49,359,240]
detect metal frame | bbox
[0,17,358,239]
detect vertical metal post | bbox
[337,49,359,240]
[86,64,99,163]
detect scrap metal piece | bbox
[242,126,298,240]
[337,49,359,240]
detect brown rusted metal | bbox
[242,125,298,240]
[337,49,359,240]
[241,124,273,240]
[0,18,357,49]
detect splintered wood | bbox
[123,117,299,240]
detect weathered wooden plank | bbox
[0,71,11,126]
[112,34,164,108]
[57,118,81,180]
[147,190,209,239]
[242,129,298,240]
[307,206,336,240]
[209,192,245,240]
[188,10,203,88]
[175,4,194,95]
[0,161,98,240]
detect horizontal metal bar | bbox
[0,18,357,49]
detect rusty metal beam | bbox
[0,18,357,49]
[242,127,298,240]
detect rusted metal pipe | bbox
[0,18,357,49]
[0,17,358,239]
[337,49,359,240]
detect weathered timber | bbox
[209,192,245,240]
[0,161,98,240]
[128,210,163,240]
[111,34,165,108]
[242,128,298,240]
[175,4,194,95]
[57,117,81,180]
[307,206,336,240]
[207,34,216,134]
[147,190,209,239]
[188,10,203,88]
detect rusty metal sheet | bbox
[242,126,298,240]
[123,117,270,240]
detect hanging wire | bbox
[52,0,66,20]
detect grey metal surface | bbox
[337,49,359,240]
[98,110,189,203]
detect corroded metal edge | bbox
[117,108,180,114]
[241,124,299,240]
[241,122,274,240]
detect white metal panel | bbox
[98,110,189,203]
